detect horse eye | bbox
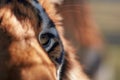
[39,33,50,46]
[39,33,57,52]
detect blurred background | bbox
[89,0,120,80]
[60,0,120,80]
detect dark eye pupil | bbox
[40,34,50,45]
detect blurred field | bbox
[89,1,120,80]
[90,2,120,34]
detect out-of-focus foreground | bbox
[90,0,120,80]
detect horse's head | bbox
[0,0,64,80]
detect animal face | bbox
[0,0,64,80]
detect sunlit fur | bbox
[0,1,57,80]
[0,0,89,80]
[38,0,89,80]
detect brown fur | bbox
[58,0,104,78]
[0,0,89,80]
[0,1,56,80]
[38,0,89,80]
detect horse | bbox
[0,0,89,80]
